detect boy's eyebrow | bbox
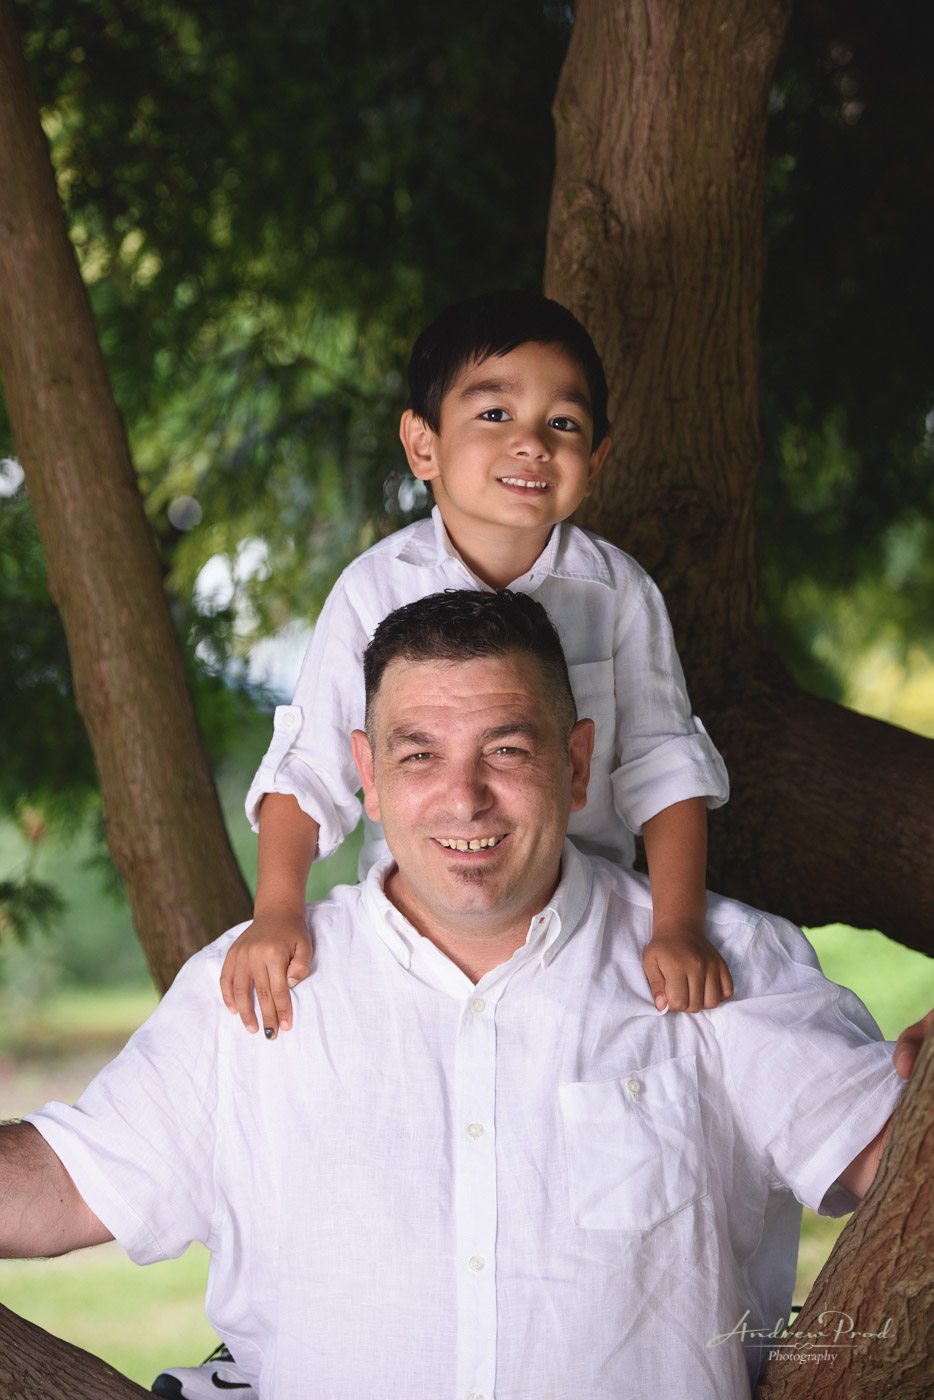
[458,376,592,416]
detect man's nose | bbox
[443,761,493,822]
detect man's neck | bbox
[383,866,557,983]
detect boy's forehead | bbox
[448,342,593,413]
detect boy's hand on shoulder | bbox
[220,912,314,1039]
[642,923,734,1013]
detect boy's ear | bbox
[399,408,440,482]
[585,436,611,495]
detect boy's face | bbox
[400,342,610,545]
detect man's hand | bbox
[219,913,313,1039]
[642,925,734,1013]
[893,1007,934,1079]
[838,1006,934,1199]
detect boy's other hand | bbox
[642,925,734,1013]
[220,913,314,1038]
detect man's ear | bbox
[584,436,611,496]
[351,729,381,822]
[399,408,440,482]
[568,718,595,812]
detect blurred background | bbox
[2,0,934,1386]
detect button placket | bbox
[453,987,499,1400]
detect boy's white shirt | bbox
[245,507,730,876]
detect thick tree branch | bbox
[0,1302,151,1400]
[755,1030,934,1398]
[0,0,252,991]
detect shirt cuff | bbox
[795,1065,904,1217]
[611,720,731,833]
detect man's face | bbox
[351,652,593,953]
[400,341,610,543]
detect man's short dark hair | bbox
[407,291,610,447]
[363,590,578,740]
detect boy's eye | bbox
[549,415,580,432]
[479,408,511,422]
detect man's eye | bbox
[402,752,433,763]
[549,415,580,432]
[479,408,511,422]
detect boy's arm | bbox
[220,793,320,1037]
[641,796,733,1012]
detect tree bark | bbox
[546,2,934,1392]
[755,1030,934,1398]
[0,1302,151,1399]
[546,0,934,954]
[0,0,252,993]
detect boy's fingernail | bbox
[287,978,298,989]
[654,994,667,1011]
[264,1027,275,1040]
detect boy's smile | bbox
[400,342,611,587]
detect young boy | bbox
[153,291,733,1399]
[225,290,732,1036]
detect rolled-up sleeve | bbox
[609,576,730,833]
[25,940,235,1263]
[714,913,904,1216]
[244,578,371,859]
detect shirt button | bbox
[468,1255,485,1272]
[467,1122,484,1139]
[468,1393,485,1400]
[278,709,298,730]
[470,998,485,1015]
[627,1079,641,1097]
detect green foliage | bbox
[760,0,934,689]
[0,874,65,941]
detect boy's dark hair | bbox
[363,589,578,740]
[407,290,610,447]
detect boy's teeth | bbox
[437,836,503,850]
[500,477,548,490]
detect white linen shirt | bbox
[245,508,730,874]
[28,846,900,1400]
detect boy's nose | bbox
[512,424,550,460]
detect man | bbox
[0,590,926,1399]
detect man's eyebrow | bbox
[480,721,543,744]
[458,377,592,416]
[384,727,437,754]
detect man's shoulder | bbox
[586,857,786,968]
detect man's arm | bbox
[0,1121,112,1258]
[836,1008,934,1200]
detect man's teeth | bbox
[500,477,548,490]
[437,836,504,850]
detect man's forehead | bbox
[372,653,549,732]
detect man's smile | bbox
[434,834,507,851]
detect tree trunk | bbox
[0,1302,151,1399]
[546,0,934,955]
[546,2,934,1391]
[0,0,252,993]
[754,1029,934,1398]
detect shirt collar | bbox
[390,507,613,591]
[359,838,593,974]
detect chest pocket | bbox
[559,1055,707,1232]
[567,659,616,765]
